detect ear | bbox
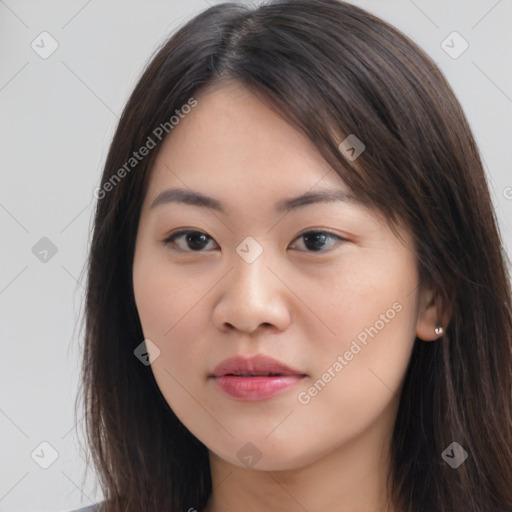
[416,284,452,342]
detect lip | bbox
[210,354,304,377]
[209,354,307,401]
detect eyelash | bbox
[162,229,347,254]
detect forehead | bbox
[145,82,350,204]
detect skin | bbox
[132,81,447,512]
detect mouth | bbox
[209,353,305,378]
[210,374,306,401]
[209,354,307,401]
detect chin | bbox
[208,435,329,472]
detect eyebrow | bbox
[149,187,359,214]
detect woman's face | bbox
[132,82,437,471]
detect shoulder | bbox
[67,504,102,512]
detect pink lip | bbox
[209,354,306,401]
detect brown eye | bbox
[163,230,217,251]
[290,230,346,252]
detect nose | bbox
[212,248,292,336]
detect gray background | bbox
[1,0,511,511]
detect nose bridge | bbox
[231,242,270,301]
[213,237,291,334]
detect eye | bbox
[163,230,218,252]
[163,229,346,253]
[289,230,346,252]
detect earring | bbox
[434,323,444,336]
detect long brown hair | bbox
[78,1,512,510]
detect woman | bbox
[73,0,512,511]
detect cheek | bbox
[132,249,211,390]
[133,245,200,341]
[133,257,211,432]
[288,283,417,460]
[302,246,419,348]
[300,248,419,406]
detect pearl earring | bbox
[434,323,444,336]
